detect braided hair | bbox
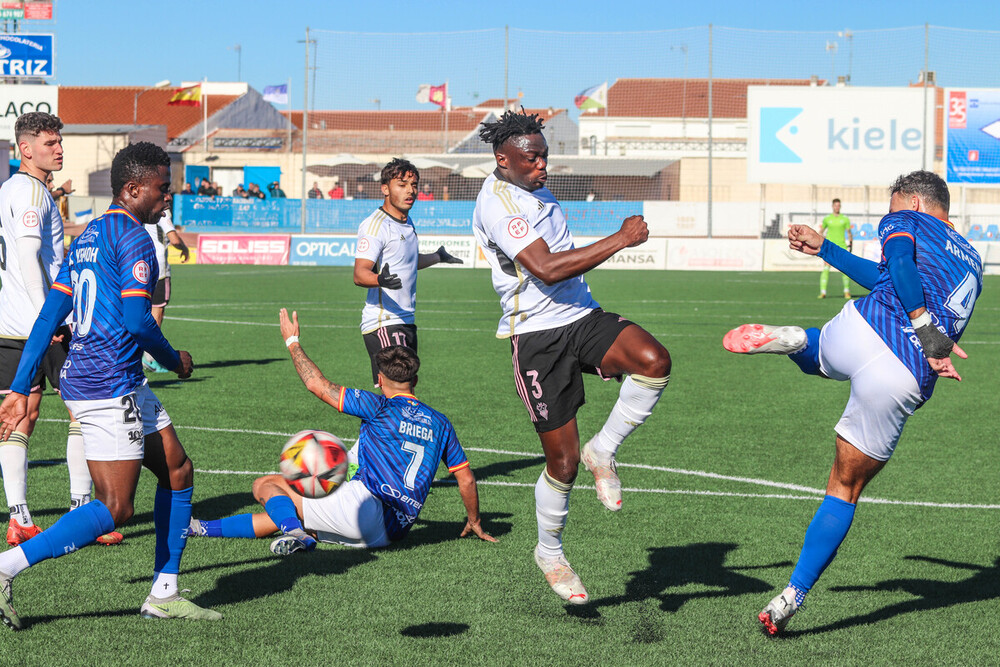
[478,109,545,152]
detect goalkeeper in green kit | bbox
[819,198,853,299]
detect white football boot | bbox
[758,586,800,636]
[581,437,622,512]
[534,545,589,605]
[723,324,807,355]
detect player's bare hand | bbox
[59,179,73,195]
[461,518,497,542]
[788,224,824,255]
[0,393,27,442]
[50,333,64,345]
[173,350,193,379]
[279,308,300,340]
[619,215,649,248]
[179,246,190,263]
[928,343,966,381]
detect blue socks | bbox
[264,496,304,534]
[789,495,856,599]
[197,514,257,538]
[21,499,115,566]
[789,327,822,376]
[153,486,192,576]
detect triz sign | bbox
[0,34,54,77]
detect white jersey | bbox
[0,172,64,338]
[473,173,598,338]
[144,209,176,278]
[356,207,418,333]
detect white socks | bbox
[0,434,30,525]
[151,572,179,599]
[66,422,92,506]
[535,469,572,560]
[591,374,669,459]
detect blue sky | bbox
[47,0,1000,111]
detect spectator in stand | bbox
[269,181,287,198]
[328,180,344,199]
[354,182,367,199]
[417,183,434,201]
[197,178,214,196]
[232,184,248,198]
[586,189,597,202]
[180,182,194,196]
[246,183,266,200]
[308,182,323,199]
[211,182,221,197]
[442,185,450,201]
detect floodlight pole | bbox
[300,27,314,234]
[922,23,929,171]
[707,24,713,239]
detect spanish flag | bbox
[168,84,202,106]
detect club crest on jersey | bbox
[21,210,39,228]
[507,217,529,239]
[132,260,150,283]
[358,237,370,253]
[536,402,549,420]
[78,226,100,244]
[401,404,432,426]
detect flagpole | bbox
[603,81,609,156]
[202,78,208,152]
[287,77,292,154]
[300,27,311,234]
[442,80,449,154]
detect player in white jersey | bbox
[0,112,121,547]
[354,158,462,385]
[473,110,671,604]
[142,208,189,372]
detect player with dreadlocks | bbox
[472,109,671,604]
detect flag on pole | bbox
[574,82,607,111]
[416,83,448,107]
[263,84,289,104]
[168,84,202,106]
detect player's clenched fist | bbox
[619,215,649,248]
[787,224,823,255]
[174,350,194,379]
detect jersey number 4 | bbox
[944,272,978,334]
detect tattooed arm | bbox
[279,308,345,408]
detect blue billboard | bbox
[289,235,357,266]
[0,34,54,78]
[946,88,1000,183]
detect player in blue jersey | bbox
[722,171,982,635]
[0,142,220,630]
[187,309,495,554]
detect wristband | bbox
[284,335,299,348]
[909,311,931,328]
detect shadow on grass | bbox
[400,622,469,638]
[784,554,1000,637]
[195,358,284,370]
[574,542,789,620]
[462,456,546,481]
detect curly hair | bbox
[380,157,419,185]
[478,108,545,152]
[375,345,420,384]
[110,142,171,196]
[15,111,63,144]
[889,170,950,214]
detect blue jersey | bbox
[853,210,982,402]
[336,388,468,541]
[54,208,160,400]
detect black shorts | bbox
[0,326,71,393]
[362,324,417,385]
[509,309,633,433]
[152,278,171,308]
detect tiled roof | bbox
[282,107,565,132]
[604,78,822,118]
[58,87,241,141]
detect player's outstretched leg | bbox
[723,324,807,355]
[0,569,21,631]
[533,468,587,604]
[758,585,800,636]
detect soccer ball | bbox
[279,430,349,498]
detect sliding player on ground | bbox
[189,310,495,554]
[723,171,981,635]
[0,142,220,630]
[473,110,671,604]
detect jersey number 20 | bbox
[71,269,98,336]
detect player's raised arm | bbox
[454,466,496,543]
[279,308,346,408]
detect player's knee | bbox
[548,459,579,485]
[102,497,134,525]
[170,456,194,489]
[252,474,283,501]
[636,343,671,379]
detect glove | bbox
[911,312,954,359]
[436,245,463,264]
[377,264,402,290]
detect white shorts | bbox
[64,381,173,462]
[819,302,922,461]
[302,479,390,548]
